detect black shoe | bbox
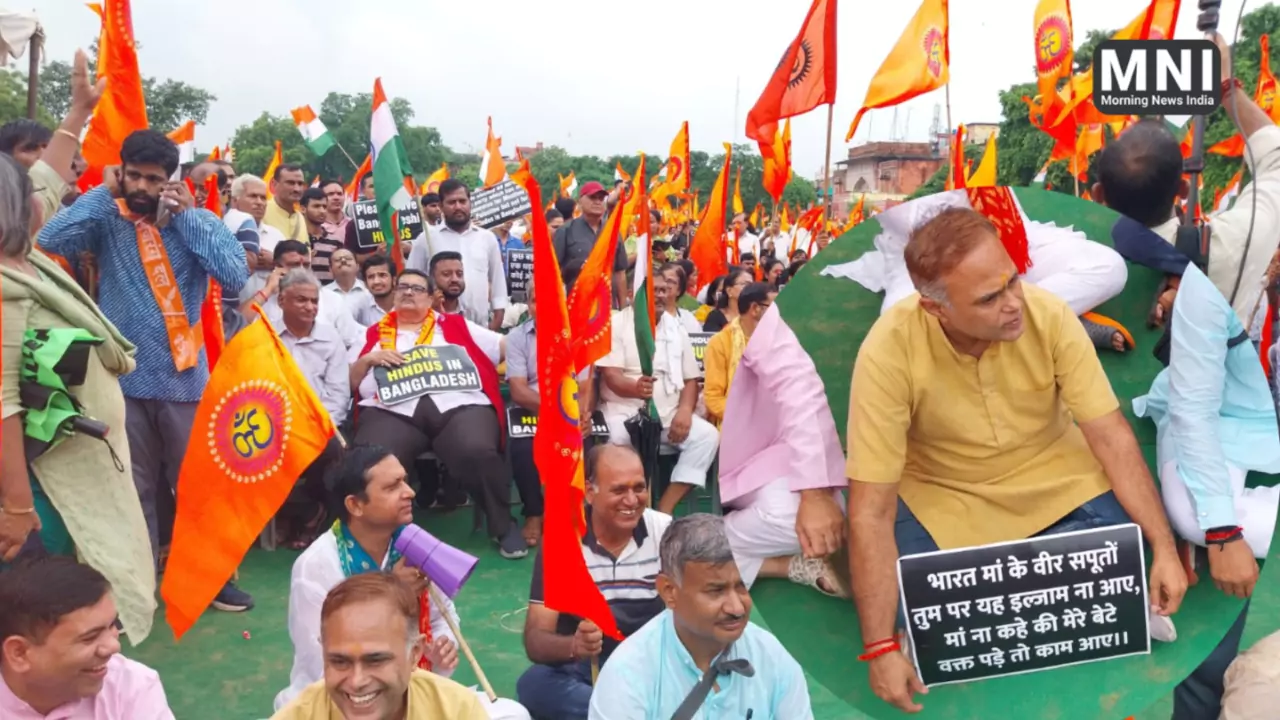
[211,581,254,612]
[496,524,529,559]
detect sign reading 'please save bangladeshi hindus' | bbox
[897,523,1150,687]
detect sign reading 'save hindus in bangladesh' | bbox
[373,345,481,405]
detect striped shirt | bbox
[38,187,249,402]
[529,508,670,664]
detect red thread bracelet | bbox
[859,641,901,661]
[1222,77,1244,97]
[863,637,897,650]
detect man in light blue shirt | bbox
[1133,263,1280,719]
[588,514,812,720]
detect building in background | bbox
[829,141,945,220]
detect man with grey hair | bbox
[517,444,670,720]
[589,513,812,719]
[229,174,285,302]
[270,267,347,548]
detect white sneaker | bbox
[1149,610,1177,643]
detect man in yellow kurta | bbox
[844,207,1186,714]
[271,573,487,720]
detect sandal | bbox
[286,503,327,550]
[787,556,850,599]
[1080,312,1135,353]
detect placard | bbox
[373,345,480,406]
[507,249,533,300]
[471,180,532,229]
[688,333,713,374]
[351,199,425,251]
[898,524,1149,688]
[508,406,608,439]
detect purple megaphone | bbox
[393,524,479,599]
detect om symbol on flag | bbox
[210,381,291,483]
[1036,16,1070,74]
[558,375,581,426]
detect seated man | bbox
[715,289,849,598]
[271,573,488,720]
[0,557,174,719]
[597,273,718,514]
[845,207,1186,714]
[829,188,1131,351]
[516,445,670,720]
[271,268,349,546]
[347,270,523,558]
[274,445,528,719]
[588,513,812,719]
[245,239,365,350]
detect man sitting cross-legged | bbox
[271,572,487,720]
[588,514,812,719]
[516,444,671,720]
[348,269,525,559]
[845,207,1187,714]
[273,445,528,719]
[0,557,174,719]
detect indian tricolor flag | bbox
[371,78,415,268]
[560,171,578,198]
[166,121,196,179]
[480,116,506,188]
[630,155,657,404]
[291,105,336,157]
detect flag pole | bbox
[334,141,361,171]
[428,584,497,703]
[822,103,834,223]
[944,85,953,186]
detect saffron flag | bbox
[967,133,998,187]
[347,154,372,201]
[745,0,838,153]
[80,0,148,189]
[262,142,282,200]
[200,174,226,370]
[615,162,632,184]
[762,119,793,205]
[208,146,221,162]
[566,193,627,375]
[732,166,744,216]
[1033,0,1074,125]
[689,145,732,292]
[946,125,967,191]
[166,121,196,170]
[371,79,414,271]
[560,171,578,198]
[846,0,948,142]
[510,163,623,641]
[1208,33,1280,158]
[480,117,507,189]
[665,122,692,193]
[420,162,450,195]
[291,105,337,157]
[162,307,336,639]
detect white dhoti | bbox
[1160,460,1280,558]
[602,410,719,489]
[722,477,846,588]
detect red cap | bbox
[579,181,608,198]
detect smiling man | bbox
[588,513,812,720]
[272,572,487,720]
[516,444,671,720]
[0,557,174,719]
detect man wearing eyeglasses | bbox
[348,271,527,558]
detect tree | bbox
[0,70,55,127]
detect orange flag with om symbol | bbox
[161,306,336,640]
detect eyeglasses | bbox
[395,284,431,296]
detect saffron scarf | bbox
[332,520,434,671]
[378,309,436,350]
[117,199,202,371]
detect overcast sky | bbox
[34,0,1239,178]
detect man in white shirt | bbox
[731,212,760,262]
[245,239,365,351]
[320,248,377,325]
[597,273,719,515]
[406,179,509,330]
[273,446,529,719]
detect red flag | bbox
[510,162,622,641]
[200,174,226,369]
[745,0,838,154]
[566,201,626,375]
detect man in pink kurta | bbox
[718,305,850,596]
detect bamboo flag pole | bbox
[427,584,497,703]
[334,141,361,171]
[822,103,834,223]
[945,85,954,184]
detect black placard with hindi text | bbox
[688,333,713,374]
[471,180,532,229]
[373,345,480,406]
[507,406,608,439]
[351,199,425,250]
[898,524,1150,687]
[507,249,533,301]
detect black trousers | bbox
[354,400,512,538]
[508,437,544,518]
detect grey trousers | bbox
[125,397,197,566]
